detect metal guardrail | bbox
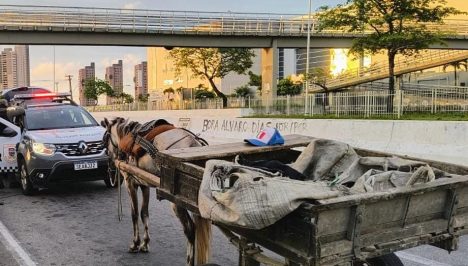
[0,5,467,37]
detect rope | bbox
[116,162,123,222]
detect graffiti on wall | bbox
[201,119,307,135]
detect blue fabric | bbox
[245,128,284,146]
[245,138,269,146]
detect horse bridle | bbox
[103,130,127,187]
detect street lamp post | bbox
[304,0,312,115]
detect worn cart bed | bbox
[116,135,468,266]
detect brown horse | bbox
[101,117,211,265]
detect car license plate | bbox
[74,161,98,170]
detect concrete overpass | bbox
[1,5,468,49]
[2,5,468,99]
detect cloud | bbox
[31,61,83,101]
[31,62,80,89]
[123,1,141,9]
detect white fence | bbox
[86,86,468,118]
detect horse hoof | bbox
[128,246,140,253]
[139,245,149,253]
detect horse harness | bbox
[129,122,209,160]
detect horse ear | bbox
[101,118,109,128]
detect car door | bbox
[0,117,21,173]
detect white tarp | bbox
[198,139,460,230]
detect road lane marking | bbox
[397,251,452,266]
[0,219,36,266]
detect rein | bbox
[104,130,125,221]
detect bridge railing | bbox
[0,5,467,37]
[310,49,468,91]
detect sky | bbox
[0,0,345,98]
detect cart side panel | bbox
[315,183,468,264]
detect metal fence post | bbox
[397,90,402,119]
[365,91,369,118]
[431,85,435,114]
[311,94,315,116]
[287,95,290,115]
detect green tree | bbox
[163,87,175,95]
[84,78,114,105]
[443,60,468,86]
[137,94,149,102]
[247,71,262,94]
[170,48,255,107]
[163,87,175,101]
[277,78,303,96]
[121,92,134,104]
[318,0,461,111]
[234,85,253,97]
[113,92,134,104]
[304,67,332,90]
[195,89,216,99]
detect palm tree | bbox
[443,60,468,86]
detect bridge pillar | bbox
[261,41,278,108]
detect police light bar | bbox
[13,92,72,100]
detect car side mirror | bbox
[1,127,17,137]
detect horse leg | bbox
[172,204,195,266]
[126,178,141,253]
[139,186,150,253]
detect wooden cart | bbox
[116,135,468,266]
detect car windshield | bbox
[25,105,98,130]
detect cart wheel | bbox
[367,253,403,266]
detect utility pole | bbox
[65,75,73,99]
[305,0,312,115]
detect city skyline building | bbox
[78,62,96,106]
[0,45,30,90]
[147,47,217,101]
[0,48,17,90]
[134,61,148,100]
[105,59,123,104]
[15,45,30,87]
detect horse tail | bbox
[194,215,211,265]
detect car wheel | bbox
[104,168,123,188]
[19,159,35,196]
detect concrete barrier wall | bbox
[91,110,468,167]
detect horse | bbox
[101,117,211,265]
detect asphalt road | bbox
[2,180,468,266]
[1,136,468,266]
[0,181,238,266]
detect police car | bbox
[1,92,111,195]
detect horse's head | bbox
[101,117,125,161]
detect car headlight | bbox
[32,142,56,156]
